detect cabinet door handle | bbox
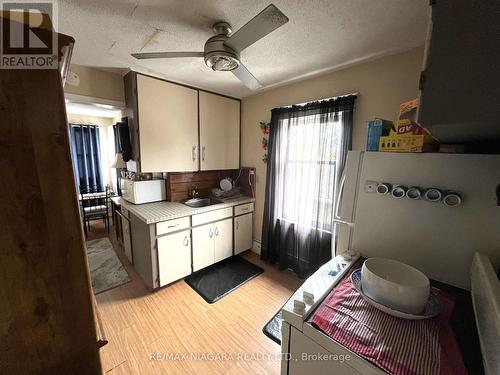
[236,221,239,230]
[192,145,196,162]
[215,227,219,236]
[183,236,189,246]
[168,224,179,229]
[209,228,213,238]
[202,146,206,161]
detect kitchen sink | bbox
[183,198,221,208]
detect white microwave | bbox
[120,179,166,204]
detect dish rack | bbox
[211,186,242,200]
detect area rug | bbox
[86,237,131,294]
[185,256,264,303]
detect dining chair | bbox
[79,185,111,237]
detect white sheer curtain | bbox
[276,112,342,233]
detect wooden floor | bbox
[86,221,303,374]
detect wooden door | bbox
[137,74,199,172]
[192,223,215,271]
[0,20,102,373]
[199,91,240,170]
[234,213,253,255]
[157,230,192,286]
[214,218,233,262]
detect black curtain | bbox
[69,124,104,193]
[112,123,121,154]
[261,95,356,278]
[113,118,131,196]
[116,117,132,162]
[112,123,122,196]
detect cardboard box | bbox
[398,98,419,123]
[379,119,437,152]
[366,118,393,151]
[365,98,438,153]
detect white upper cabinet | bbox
[125,72,241,173]
[199,91,240,171]
[136,74,199,172]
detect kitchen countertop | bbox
[111,196,256,224]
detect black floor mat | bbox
[185,256,264,304]
[263,308,283,345]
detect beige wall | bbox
[241,47,424,243]
[64,64,125,102]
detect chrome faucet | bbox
[189,186,200,199]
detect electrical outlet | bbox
[365,180,378,193]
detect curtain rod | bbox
[282,92,359,108]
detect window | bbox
[69,124,104,193]
[277,112,342,232]
[261,95,356,278]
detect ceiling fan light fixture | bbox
[130,4,289,90]
[205,52,239,71]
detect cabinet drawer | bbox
[156,216,190,236]
[192,207,232,226]
[234,203,254,216]
[213,207,233,221]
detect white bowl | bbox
[361,258,430,314]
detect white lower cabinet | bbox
[234,213,253,255]
[192,223,215,271]
[214,218,233,263]
[193,218,233,271]
[157,229,192,287]
[144,202,255,290]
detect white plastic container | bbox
[361,257,430,314]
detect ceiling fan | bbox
[131,4,289,90]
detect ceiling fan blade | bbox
[232,63,262,90]
[131,51,204,59]
[225,4,289,52]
